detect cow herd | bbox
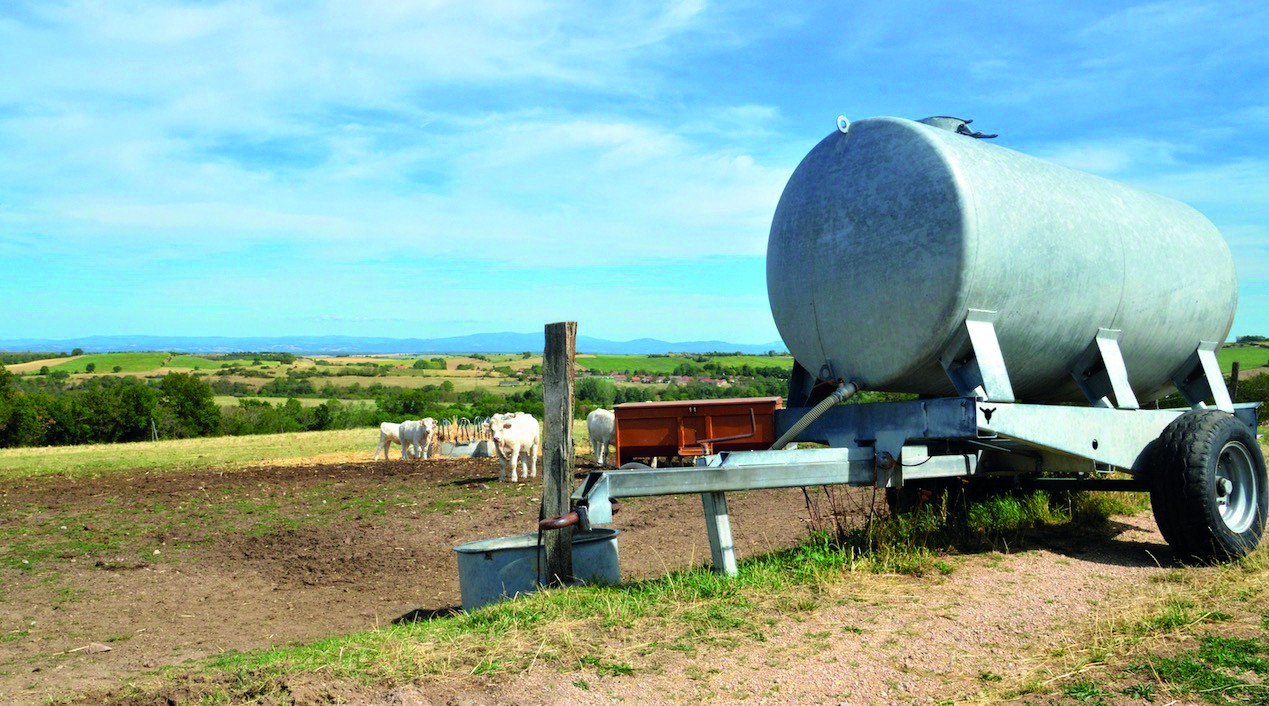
[371,407,618,483]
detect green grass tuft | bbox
[1140,634,1269,704]
[1062,679,1108,702]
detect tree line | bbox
[8,360,1262,450]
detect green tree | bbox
[576,377,617,411]
[72,347,84,356]
[85,362,96,373]
[0,369,46,447]
[79,380,159,442]
[112,366,123,373]
[39,365,49,375]
[157,372,221,438]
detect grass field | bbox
[31,446,1263,705]
[314,375,513,392]
[13,352,285,374]
[212,395,375,408]
[1,424,1266,703]
[1219,343,1269,373]
[581,354,792,375]
[166,354,236,369]
[0,428,373,478]
[0,419,594,479]
[45,351,169,373]
[2,355,83,374]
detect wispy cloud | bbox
[0,0,1265,341]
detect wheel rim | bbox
[1215,441,1260,534]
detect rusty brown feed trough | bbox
[613,397,783,465]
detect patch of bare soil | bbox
[389,515,1180,706]
[0,459,810,705]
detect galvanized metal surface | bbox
[976,402,1186,471]
[774,397,979,448]
[452,528,619,610]
[438,439,494,458]
[564,446,974,575]
[767,116,1238,403]
[1216,440,1263,534]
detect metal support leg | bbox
[701,491,738,576]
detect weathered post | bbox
[542,321,577,587]
[1230,361,1240,402]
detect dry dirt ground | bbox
[493,514,1177,706]
[0,458,812,705]
[0,458,1217,706]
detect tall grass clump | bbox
[802,482,1148,577]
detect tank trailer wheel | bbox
[1149,410,1267,563]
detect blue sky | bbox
[0,0,1265,344]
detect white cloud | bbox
[1,1,1264,342]
[1129,160,1269,210]
[1033,138,1194,175]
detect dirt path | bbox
[0,459,811,705]
[381,515,1177,706]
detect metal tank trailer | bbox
[542,115,1267,573]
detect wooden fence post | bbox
[1230,361,1240,402]
[542,321,577,587]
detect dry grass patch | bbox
[4,355,83,374]
[973,545,1269,704]
[0,428,374,478]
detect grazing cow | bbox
[587,408,616,466]
[374,422,402,460]
[488,413,540,482]
[399,418,438,460]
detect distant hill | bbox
[0,333,788,356]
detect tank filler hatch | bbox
[918,116,998,139]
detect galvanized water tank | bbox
[767,116,1238,403]
[453,528,620,610]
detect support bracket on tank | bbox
[1171,341,1234,412]
[1071,328,1140,410]
[939,309,1016,402]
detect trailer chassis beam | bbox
[569,447,976,575]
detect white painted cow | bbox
[374,422,402,460]
[587,408,616,466]
[488,413,540,482]
[399,417,438,460]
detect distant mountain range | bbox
[0,333,789,356]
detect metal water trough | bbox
[439,439,495,458]
[453,528,620,610]
[539,114,1268,573]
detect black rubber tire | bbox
[1149,410,1268,564]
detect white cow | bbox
[488,413,540,482]
[587,408,616,466]
[374,422,402,460]
[483,412,516,477]
[399,417,438,460]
